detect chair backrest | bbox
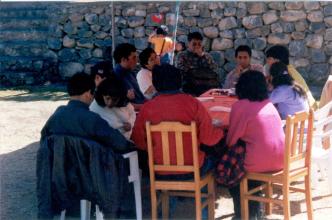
[319,75,332,108]
[313,100,332,149]
[284,110,314,175]
[145,121,200,180]
[315,100,332,121]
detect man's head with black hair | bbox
[67,73,95,105]
[187,32,204,56]
[152,63,182,92]
[113,43,138,70]
[156,25,168,36]
[235,45,252,69]
[188,32,203,42]
[265,45,290,66]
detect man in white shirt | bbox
[224,45,264,89]
[137,47,160,99]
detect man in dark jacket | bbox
[40,72,133,152]
[38,73,135,218]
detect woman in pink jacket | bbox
[227,70,285,219]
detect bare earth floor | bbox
[0,89,331,219]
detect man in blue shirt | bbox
[113,43,146,106]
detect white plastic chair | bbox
[311,100,332,193]
[60,151,142,220]
[123,151,143,220]
[60,200,102,220]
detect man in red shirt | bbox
[131,64,224,178]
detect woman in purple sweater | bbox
[227,70,285,219]
[269,62,309,120]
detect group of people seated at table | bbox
[39,29,322,219]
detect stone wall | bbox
[1,1,332,97]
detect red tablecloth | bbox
[198,89,238,127]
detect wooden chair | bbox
[240,110,314,220]
[145,121,215,220]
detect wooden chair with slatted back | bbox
[145,121,215,220]
[240,110,314,220]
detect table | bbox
[198,89,238,127]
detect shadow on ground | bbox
[0,142,39,219]
[0,85,68,102]
[1,140,331,220]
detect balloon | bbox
[151,14,163,23]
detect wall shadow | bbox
[0,85,68,102]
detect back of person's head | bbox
[94,77,128,108]
[266,45,290,65]
[188,32,203,42]
[270,62,306,97]
[236,70,268,101]
[90,61,114,79]
[269,62,293,87]
[152,64,182,92]
[67,73,95,96]
[113,43,136,64]
[235,45,252,57]
[156,25,168,35]
[139,47,156,68]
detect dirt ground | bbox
[0,88,331,219]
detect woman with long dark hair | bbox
[269,62,309,120]
[90,77,136,139]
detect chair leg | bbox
[327,149,332,193]
[265,182,273,215]
[282,184,291,220]
[311,163,320,189]
[195,187,202,220]
[133,176,143,220]
[95,205,104,220]
[123,151,143,220]
[151,187,158,220]
[305,174,313,220]
[240,178,249,220]
[80,200,91,220]
[208,179,215,220]
[161,191,169,219]
[60,210,66,220]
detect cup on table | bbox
[212,118,223,127]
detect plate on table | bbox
[209,106,231,112]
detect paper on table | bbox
[209,106,231,112]
[196,97,214,102]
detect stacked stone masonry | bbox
[1,1,332,97]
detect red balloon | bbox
[151,14,163,23]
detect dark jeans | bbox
[154,155,216,220]
[155,154,217,181]
[228,180,264,219]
